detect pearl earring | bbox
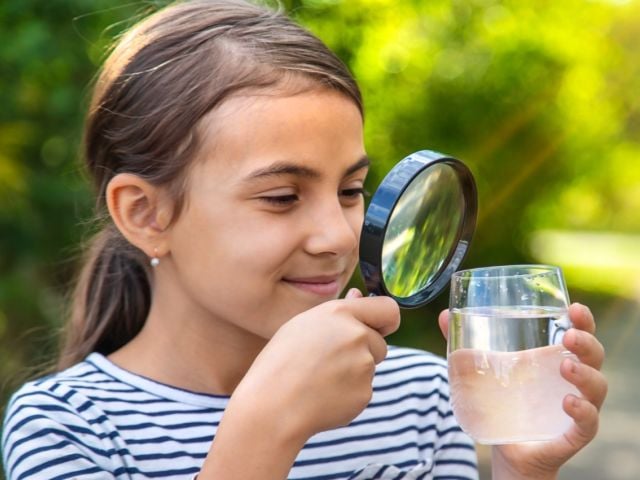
[150,249,160,268]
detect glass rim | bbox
[452,264,562,280]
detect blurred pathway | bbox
[558,300,640,480]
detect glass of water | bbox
[448,265,579,444]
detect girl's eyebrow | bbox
[345,155,371,176]
[243,155,370,182]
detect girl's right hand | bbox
[233,288,401,440]
[234,289,400,441]
[199,289,400,479]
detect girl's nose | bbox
[303,201,359,257]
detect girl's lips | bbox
[283,275,341,296]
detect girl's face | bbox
[162,89,367,340]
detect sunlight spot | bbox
[529,230,640,299]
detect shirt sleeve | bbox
[2,383,117,480]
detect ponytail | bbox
[57,224,151,370]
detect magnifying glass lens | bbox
[382,164,464,299]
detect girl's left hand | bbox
[439,303,608,479]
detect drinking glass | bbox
[448,265,579,444]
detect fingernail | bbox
[562,327,580,348]
[571,395,582,409]
[346,288,361,299]
[563,357,579,374]
[570,361,579,375]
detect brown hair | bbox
[58,0,362,369]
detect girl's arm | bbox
[198,392,307,479]
[198,291,401,479]
[2,384,118,480]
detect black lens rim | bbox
[359,150,477,308]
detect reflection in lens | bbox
[382,164,464,299]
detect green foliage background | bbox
[1,0,639,477]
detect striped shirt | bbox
[2,346,477,480]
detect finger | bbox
[568,303,596,335]
[561,394,599,451]
[562,329,605,370]
[561,359,608,410]
[438,309,449,339]
[339,296,400,337]
[345,288,363,299]
[366,328,389,364]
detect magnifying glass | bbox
[359,150,477,308]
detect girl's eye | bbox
[340,187,369,198]
[260,194,299,206]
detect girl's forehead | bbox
[200,87,362,137]
[191,90,366,182]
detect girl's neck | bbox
[108,294,267,396]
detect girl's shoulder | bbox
[2,355,111,435]
[6,355,101,400]
[1,356,118,475]
[5,354,114,408]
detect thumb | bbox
[438,309,449,339]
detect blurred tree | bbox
[284,0,640,349]
[1,0,638,432]
[0,0,143,405]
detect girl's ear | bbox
[106,173,173,258]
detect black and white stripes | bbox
[2,347,477,480]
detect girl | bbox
[2,1,607,479]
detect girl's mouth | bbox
[282,274,342,296]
